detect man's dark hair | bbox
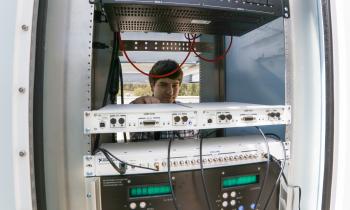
[148,60,183,86]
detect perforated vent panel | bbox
[104,2,285,36]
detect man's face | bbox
[151,78,181,103]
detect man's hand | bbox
[130,96,160,104]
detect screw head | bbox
[19,151,26,157]
[18,87,25,93]
[21,25,29,31]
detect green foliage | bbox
[133,85,152,96]
[117,83,200,96]
[178,83,200,96]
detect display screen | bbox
[129,185,171,198]
[222,175,259,188]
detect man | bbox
[130,59,197,141]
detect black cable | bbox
[254,127,271,210]
[93,33,119,153]
[118,58,127,143]
[262,140,287,210]
[103,148,158,171]
[196,130,219,210]
[168,133,180,210]
[199,135,213,210]
[97,147,159,173]
[184,33,202,40]
[96,148,126,174]
[108,34,120,104]
[119,61,124,105]
[103,32,118,107]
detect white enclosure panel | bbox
[43,0,93,209]
[286,0,326,209]
[0,0,38,209]
[330,0,350,209]
[0,1,18,208]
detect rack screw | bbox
[19,150,26,157]
[21,25,29,31]
[18,87,25,93]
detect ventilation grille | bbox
[104,4,280,36]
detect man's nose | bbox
[166,86,173,94]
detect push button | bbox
[230,191,237,197]
[139,201,146,208]
[230,200,236,206]
[129,202,137,209]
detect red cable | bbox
[117,32,196,79]
[188,34,233,63]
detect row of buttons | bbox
[222,191,236,198]
[222,200,237,207]
[129,201,146,209]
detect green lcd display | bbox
[129,185,171,198]
[222,175,259,188]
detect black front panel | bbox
[103,0,289,36]
[100,162,280,210]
